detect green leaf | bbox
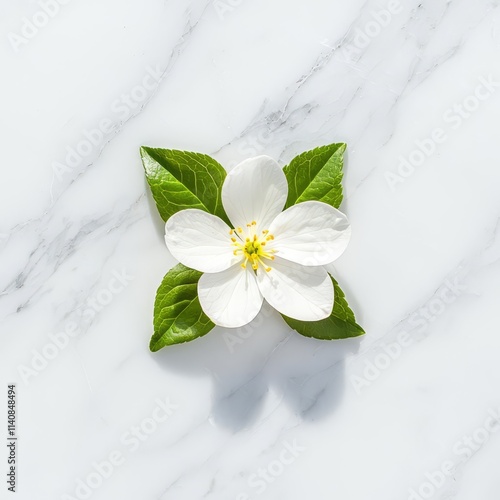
[283,143,346,209]
[282,276,365,340]
[140,147,230,224]
[150,264,215,351]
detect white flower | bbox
[165,156,351,328]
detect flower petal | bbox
[165,209,239,273]
[268,201,351,266]
[198,265,263,328]
[256,257,334,321]
[222,156,288,230]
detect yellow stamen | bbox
[230,225,276,272]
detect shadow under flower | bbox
[150,303,361,431]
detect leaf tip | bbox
[149,335,161,352]
[140,145,152,158]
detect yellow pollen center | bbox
[230,224,276,272]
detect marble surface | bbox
[2,0,500,499]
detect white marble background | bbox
[1,0,500,499]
